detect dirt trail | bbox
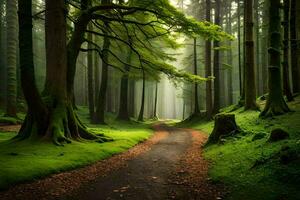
[0,124,225,200]
[67,125,225,200]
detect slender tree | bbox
[138,68,146,121]
[205,0,212,119]
[0,0,5,107]
[237,0,243,96]
[153,81,158,119]
[94,0,112,124]
[5,0,18,117]
[87,23,95,119]
[261,0,269,94]
[296,0,300,89]
[193,37,200,115]
[244,0,258,110]
[94,25,110,124]
[226,0,233,105]
[117,46,132,121]
[290,0,298,93]
[282,0,293,101]
[260,0,290,117]
[213,0,221,114]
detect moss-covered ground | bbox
[0,107,153,190]
[179,97,300,200]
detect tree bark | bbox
[87,23,95,119]
[17,0,107,145]
[260,0,290,117]
[290,0,298,93]
[282,0,294,101]
[244,0,258,110]
[17,0,48,139]
[226,0,233,105]
[205,0,212,119]
[193,38,200,114]
[296,0,300,91]
[94,25,110,124]
[5,0,18,117]
[261,0,269,94]
[138,69,146,122]
[213,0,221,114]
[153,81,158,119]
[237,0,243,97]
[117,47,132,121]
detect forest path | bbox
[0,124,225,200]
[66,124,225,200]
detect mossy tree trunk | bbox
[260,0,290,117]
[244,0,258,110]
[17,0,104,145]
[282,0,294,102]
[5,0,18,117]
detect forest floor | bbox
[179,96,300,200]
[0,124,225,200]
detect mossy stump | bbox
[268,128,289,142]
[207,114,240,144]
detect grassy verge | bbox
[180,97,300,200]
[0,107,153,190]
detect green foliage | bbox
[0,107,153,190]
[181,97,300,199]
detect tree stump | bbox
[207,114,241,144]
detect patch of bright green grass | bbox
[0,108,153,190]
[181,97,300,200]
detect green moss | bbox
[0,107,153,190]
[181,96,300,200]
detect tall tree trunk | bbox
[261,0,269,94]
[5,0,18,117]
[138,69,146,122]
[226,0,233,105]
[237,0,243,97]
[87,23,95,119]
[94,50,100,102]
[296,0,300,91]
[290,0,298,93]
[254,0,261,96]
[128,80,135,117]
[117,48,132,121]
[205,0,212,119]
[244,0,258,110]
[193,38,200,114]
[213,0,221,114]
[94,26,110,124]
[153,81,158,119]
[260,0,290,117]
[282,0,294,101]
[0,1,5,107]
[18,0,106,144]
[17,0,48,139]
